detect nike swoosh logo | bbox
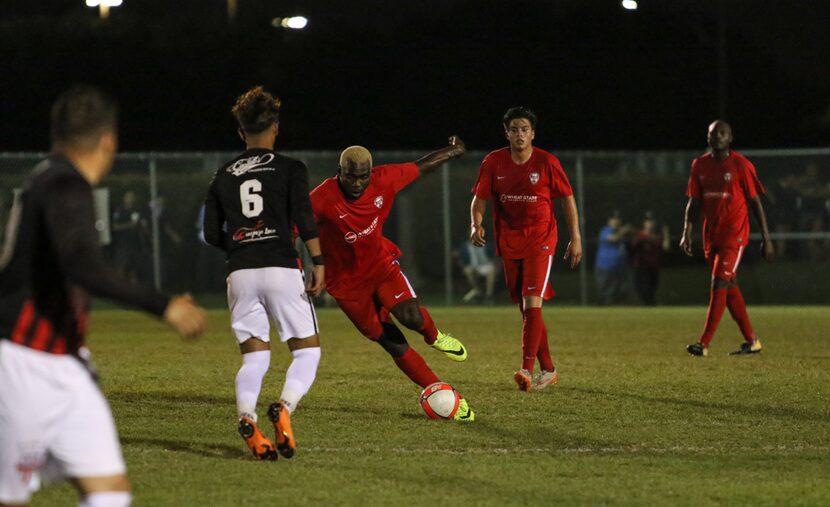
[497,176,506,180]
[527,286,536,290]
[394,292,406,298]
[338,214,348,219]
[444,346,466,356]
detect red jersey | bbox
[472,147,573,259]
[310,163,419,296]
[686,151,764,250]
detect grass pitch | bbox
[34,306,830,506]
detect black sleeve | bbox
[43,177,170,316]
[202,175,227,251]
[289,161,319,241]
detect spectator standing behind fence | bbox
[455,241,498,304]
[629,212,670,305]
[594,210,633,305]
[111,190,150,281]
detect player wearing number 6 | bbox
[203,86,323,460]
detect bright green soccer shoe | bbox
[454,398,475,422]
[432,331,468,362]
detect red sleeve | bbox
[472,154,494,200]
[740,158,764,199]
[548,156,573,199]
[686,159,702,198]
[376,163,419,193]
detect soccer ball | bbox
[419,382,460,419]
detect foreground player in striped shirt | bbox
[0,85,206,507]
[681,120,774,357]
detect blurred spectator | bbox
[455,241,498,304]
[148,194,183,288]
[793,163,829,260]
[111,190,150,281]
[595,210,634,305]
[766,171,800,258]
[629,211,670,305]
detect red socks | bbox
[727,286,755,342]
[393,347,440,388]
[418,307,439,345]
[537,321,555,372]
[521,308,544,370]
[700,287,728,346]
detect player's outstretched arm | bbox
[414,136,466,176]
[304,237,326,297]
[680,197,699,256]
[470,195,487,246]
[562,195,583,268]
[749,196,775,261]
[163,294,207,340]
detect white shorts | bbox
[227,267,319,344]
[0,341,126,504]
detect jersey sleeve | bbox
[289,161,319,241]
[740,158,764,199]
[202,173,227,251]
[43,176,169,316]
[686,159,702,198]
[549,156,573,198]
[376,163,420,193]
[471,154,493,200]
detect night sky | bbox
[1,0,828,152]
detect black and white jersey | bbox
[0,155,169,355]
[202,148,318,272]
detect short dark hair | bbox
[232,86,281,134]
[502,106,537,130]
[50,85,118,149]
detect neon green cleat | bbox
[432,331,468,362]
[454,398,475,422]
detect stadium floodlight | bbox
[272,16,309,29]
[621,0,638,10]
[86,0,123,6]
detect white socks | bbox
[78,491,132,507]
[280,347,321,414]
[235,350,271,421]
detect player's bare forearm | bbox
[562,195,583,267]
[303,237,322,258]
[680,197,699,256]
[414,135,466,175]
[470,195,487,246]
[750,196,775,261]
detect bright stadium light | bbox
[621,0,638,10]
[86,0,122,18]
[272,16,308,29]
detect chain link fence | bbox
[2,149,828,306]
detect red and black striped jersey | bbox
[0,155,169,355]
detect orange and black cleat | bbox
[514,368,533,392]
[238,415,278,461]
[267,401,295,459]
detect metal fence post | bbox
[442,162,453,305]
[149,157,161,291]
[576,154,588,306]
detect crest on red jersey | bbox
[529,172,540,184]
[724,172,732,182]
[374,196,384,208]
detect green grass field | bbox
[33,306,830,506]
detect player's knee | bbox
[394,307,423,330]
[378,323,409,357]
[77,491,132,507]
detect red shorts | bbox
[332,261,417,340]
[502,255,555,304]
[705,245,746,281]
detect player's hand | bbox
[164,294,206,341]
[448,136,466,158]
[306,265,325,297]
[564,237,583,268]
[680,230,693,256]
[470,224,486,246]
[761,239,775,261]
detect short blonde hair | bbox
[339,145,373,169]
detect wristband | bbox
[311,255,325,266]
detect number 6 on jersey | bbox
[240,179,263,218]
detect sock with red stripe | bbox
[521,307,544,371]
[726,286,755,342]
[417,307,439,345]
[537,320,555,372]
[393,346,440,388]
[700,287,728,347]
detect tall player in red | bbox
[470,107,582,392]
[310,138,475,421]
[681,120,774,357]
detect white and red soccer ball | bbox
[419,382,460,420]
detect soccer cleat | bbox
[431,331,468,362]
[237,416,278,461]
[730,339,763,355]
[514,368,533,391]
[266,402,295,459]
[453,398,475,422]
[686,342,708,357]
[533,369,559,390]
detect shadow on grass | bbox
[108,391,235,406]
[121,436,247,460]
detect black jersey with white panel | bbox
[202,148,318,272]
[0,155,170,355]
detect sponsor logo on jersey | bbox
[529,172,540,184]
[344,216,379,243]
[500,194,539,203]
[374,196,384,208]
[227,154,276,176]
[703,191,731,199]
[232,220,278,243]
[724,172,732,182]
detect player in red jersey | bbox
[470,107,582,392]
[681,120,774,357]
[310,137,475,421]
